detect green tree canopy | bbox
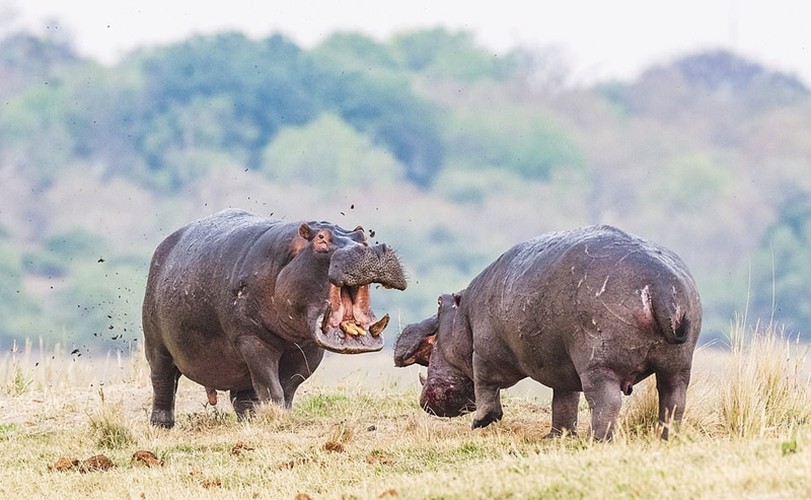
[260,113,405,190]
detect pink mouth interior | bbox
[316,284,387,353]
[325,284,373,330]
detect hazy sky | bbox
[7,1,811,85]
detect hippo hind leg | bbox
[147,351,181,429]
[580,367,623,441]
[655,369,690,440]
[230,388,259,420]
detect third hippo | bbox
[394,225,701,440]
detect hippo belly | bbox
[164,332,253,390]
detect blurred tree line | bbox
[0,25,809,352]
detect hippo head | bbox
[394,293,476,417]
[281,221,407,354]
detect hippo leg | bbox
[236,335,285,405]
[655,370,690,440]
[547,389,580,437]
[581,368,623,441]
[279,345,325,409]
[147,350,181,428]
[230,388,259,420]
[471,381,503,429]
[471,352,515,429]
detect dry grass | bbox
[0,322,809,499]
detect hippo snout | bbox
[328,243,407,290]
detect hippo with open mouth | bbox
[142,209,406,427]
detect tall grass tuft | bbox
[88,387,134,449]
[620,319,810,441]
[718,318,810,438]
[3,340,32,396]
[619,377,660,439]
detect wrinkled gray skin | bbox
[143,209,406,428]
[394,225,701,440]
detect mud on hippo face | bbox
[394,293,476,417]
[289,222,407,353]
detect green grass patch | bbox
[179,407,236,431]
[0,423,16,440]
[294,392,351,418]
[4,364,32,396]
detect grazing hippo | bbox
[143,209,406,428]
[394,225,701,440]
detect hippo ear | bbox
[290,223,313,256]
[351,225,368,244]
[299,223,314,240]
[452,291,463,308]
[393,315,438,367]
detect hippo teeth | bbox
[369,314,389,337]
[340,321,366,336]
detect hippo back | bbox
[458,225,701,389]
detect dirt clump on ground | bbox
[80,454,115,472]
[131,450,162,467]
[48,457,80,472]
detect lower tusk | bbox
[369,314,390,337]
[321,303,332,334]
[419,372,426,386]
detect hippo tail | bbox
[643,283,691,345]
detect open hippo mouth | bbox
[315,283,390,353]
[313,242,405,354]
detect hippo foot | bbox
[471,409,503,429]
[544,428,576,439]
[235,407,255,421]
[150,410,175,429]
[230,388,259,420]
